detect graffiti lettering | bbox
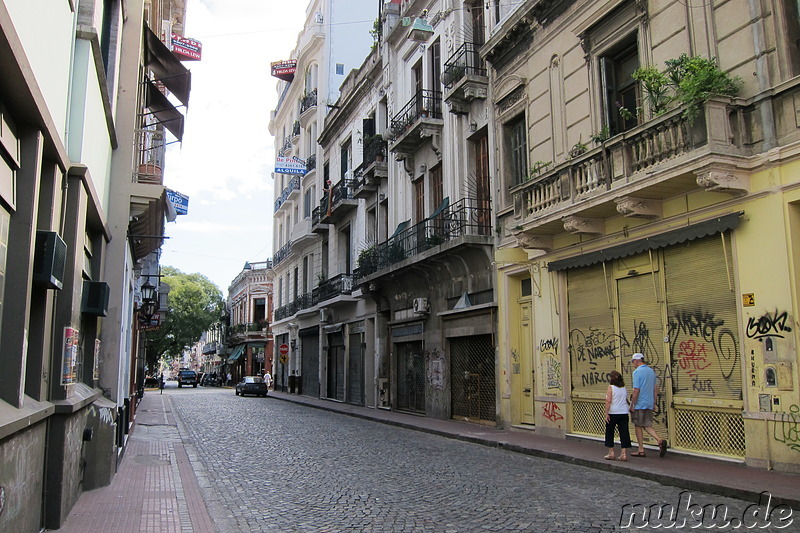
[691,376,714,393]
[676,340,711,377]
[569,328,629,368]
[581,371,609,387]
[539,337,559,352]
[546,356,562,392]
[773,404,800,453]
[542,401,563,422]
[668,310,724,344]
[746,310,793,340]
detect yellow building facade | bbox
[490,0,800,472]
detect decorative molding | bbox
[614,196,662,218]
[562,215,604,235]
[696,169,749,196]
[514,233,554,251]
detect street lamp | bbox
[140,279,157,319]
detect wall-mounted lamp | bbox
[420,164,427,173]
[469,121,477,133]
[140,279,157,319]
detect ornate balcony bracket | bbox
[696,168,749,196]
[614,196,663,219]
[420,127,442,160]
[394,152,415,176]
[514,232,554,251]
[562,216,604,236]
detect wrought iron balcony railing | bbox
[313,177,358,223]
[354,197,492,280]
[317,273,354,302]
[300,89,318,115]
[390,90,443,139]
[306,153,317,171]
[441,42,487,89]
[274,175,301,213]
[272,240,292,267]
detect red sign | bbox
[172,34,202,61]
[279,343,290,356]
[271,60,297,82]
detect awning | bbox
[145,80,184,140]
[389,220,410,239]
[227,344,245,364]
[547,212,743,272]
[429,197,449,219]
[127,192,172,261]
[143,26,191,106]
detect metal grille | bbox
[674,408,745,458]
[572,399,605,436]
[451,335,496,423]
[397,341,425,412]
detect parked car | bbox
[235,376,268,397]
[177,370,198,388]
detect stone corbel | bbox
[614,196,662,219]
[420,127,442,160]
[562,215,604,235]
[394,152,415,177]
[514,233,554,251]
[696,168,749,196]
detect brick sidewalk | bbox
[51,393,214,533]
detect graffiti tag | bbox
[542,401,563,422]
[774,404,800,453]
[746,310,793,340]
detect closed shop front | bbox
[327,329,345,401]
[557,216,744,458]
[347,321,365,406]
[300,327,319,397]
[451,335,496,423]
[396,341,425,413]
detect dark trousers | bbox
[605,413,632,448]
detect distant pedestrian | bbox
[263,371,273,390]
[159,373,164,395]
[603,370,630,461]
[227,372,232,387]
[629,353,667,457]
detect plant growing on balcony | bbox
[631,54,741,122]
[568,139,588,159]
[357,246,378,272]
[590,126,610,144]
[528,161,552,180]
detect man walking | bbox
[629,353,667,457]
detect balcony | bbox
[388,90,443,156]
[353,136,388,198]
[317,273,354,304]
[510,98,747,244]
[227,321,269,343]
[442,42,488,115]
[354,197,492,281]
[306,153,317,172]
[290,216,318,248]
[274,175,301,213]
[272,240,292,267]
[299,89,317,127]
[133,126,166,185]
[315,177,359,225]
[291,120,301,144]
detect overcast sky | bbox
[160,1,308,291]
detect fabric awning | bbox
[547,212,743,272]
[143,26,191,107]
[145,80,185,141]
[227,344,245,363]
[127,192,171,261]
[389,220,410,239]
[429,197,449,219]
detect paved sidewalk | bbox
[269,390,800,510]
[54,388,800,532]
[51,392,214,533]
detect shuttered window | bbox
[567,263,617,397]
[663,233,742,402]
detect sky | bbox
[159,1,308,291]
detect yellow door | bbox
[520,302,535,425]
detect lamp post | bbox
[138,278,158,399]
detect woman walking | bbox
[604,370,631,461]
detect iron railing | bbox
[306,153,317,171]
[312,178,358,224]
[390,90,443,139]
[292,120,301,137]
[361,135,387,165]
[272,240,292,267]
[300,89,317,115]
[274,175,301,213]
[355,197,492,280]
[273,273,354,320]
[441,42,487,89]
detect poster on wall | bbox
[62,327,79,385]
[93,339,101,382]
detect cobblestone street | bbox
[168,389,782,532]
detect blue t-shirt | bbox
[632,364,657,409]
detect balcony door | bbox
[474,133,491,235]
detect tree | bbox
[146,266,224,368]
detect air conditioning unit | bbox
[412,297,429,314]
[313,11,323,24]
[33,230,68,290]
[320,308,332,323]
[81,281,110,317]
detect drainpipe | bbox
[749,0,777,150]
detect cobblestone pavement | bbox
[172,389,791,533]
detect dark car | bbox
[235,376,268,397]
[177,370,198,388]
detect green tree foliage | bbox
[146,266,224,368]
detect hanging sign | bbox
[62,327,79,385]
[275,156,307,175]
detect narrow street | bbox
[163,388,776,532]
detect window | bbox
[505,114,527,187]
[304,188,313,218]
[430,165,443,213]
[414,179,425,224]
[600,38,639,135]
[430,39,441,90]
[340,139,351,180]
[335,63,344,75]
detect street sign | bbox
[280,353,288,365]
[279,343,290,355]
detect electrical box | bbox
[81,281,110,317]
